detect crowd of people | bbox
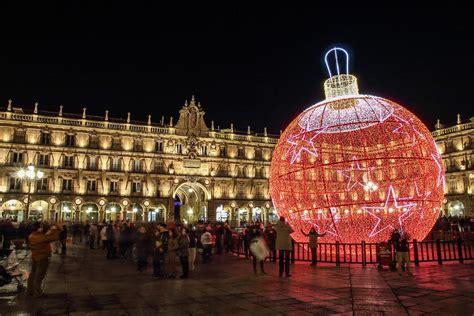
[433,215,472,232]
[0,214,472,298]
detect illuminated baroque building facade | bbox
[432,114,474,217]
[0,97,279,225]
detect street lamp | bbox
[16,164,44,221]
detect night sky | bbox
[0,3,472,135]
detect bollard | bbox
[457,239,464,264]
[413,239,419,267]
[335,241,340,267]
[436,239,443,265]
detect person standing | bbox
[274,216,294,277]
[200,227,213,263]
[300,227,325,266]
[152,224,169,278]
[243,228,251,258]
[83,221,90,245]
[164,229,179,278]
[249,225,266,274]
[27,222,59,298]
[100,225,108,250]
[396,233,413,276]
[215,223,224,254]
[263,224,277,262]
[89,224,97,249]
[135,226,152,272]
[223,223,233,253]
[59,225,68,256]
[188,227,198,271]
[106,224,116,259]
[178,227,190,279]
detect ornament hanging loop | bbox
[325,47,350,77]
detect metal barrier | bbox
[231,236,474,266]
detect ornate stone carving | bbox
[175,95,209,136]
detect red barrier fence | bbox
[231,236,474,267]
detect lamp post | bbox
[16,164,44,221]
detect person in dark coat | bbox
[135,226,152,272]
[223,223,233,253]
[215,224,224,254]
[59,225,68,255]
[106,224,116,259]
[263,224,277,262]
[300,227,325,266]
[177,227,190,279]
[152,223,169,278]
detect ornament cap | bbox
[324,47,359,99]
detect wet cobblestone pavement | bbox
[0,244,473,315]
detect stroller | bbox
[0,245,28,292]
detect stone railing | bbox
[432,121,474,137]
[0,110,279,144]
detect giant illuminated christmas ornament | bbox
[270,48,444,244]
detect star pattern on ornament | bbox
[431,153,445,190]
[285,128,325,164]
[399,182,431,220]
[362,186,417,238]
[392,115,426,146]
[337,156,375,191]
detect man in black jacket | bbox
[152,223,169,278]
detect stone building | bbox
[0,97,279,225]
[432,114,474,217]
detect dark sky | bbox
[0,3,472,134]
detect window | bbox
[154,160,164,173]
[201,145,208,156]
[156,141,163,152]
[63,156,74,168]
[11,152,23,164]
[36,178,48,191]
[62,179,73,191]
[221,186,228,198]
[66,134,75,147]
[448,181,458,193]
[132,181,141,193]
[238,147,245,159]
[176,143,183,154]
[134,141,143,152]
[220,146,227,157]
[14,130,26,143]
[110,181,119,194]
[89,136,99,149]
[87,156,98,170]
[9,177,21,191]
[132,159,142,172]
[40,132,51,145]
[86,180,97,193]
[112,138,121,150]
[38,154,50,167]
[111,158,121,171]
[255,148,263,160]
